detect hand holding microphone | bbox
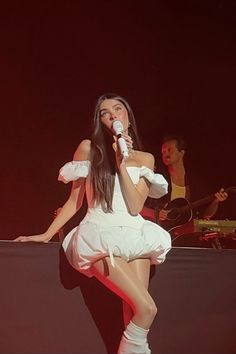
[112,120,129,159]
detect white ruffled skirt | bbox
[62,219,172,278]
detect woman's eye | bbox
[115,106,121,112]
[101,111,110,118]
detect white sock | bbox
[124,321,149,343]
[118,321,150,354]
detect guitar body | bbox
[159,198,192,232]
[159,186,236,234]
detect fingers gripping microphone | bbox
[112,120,129,159]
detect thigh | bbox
[92,256,153,309]
[128,258,151,290]
[122,259,151,326]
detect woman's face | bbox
[99,99,129,133]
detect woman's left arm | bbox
[118,152,155,215]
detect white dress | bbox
[59,160,172,277]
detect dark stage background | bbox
[1,1,236,239]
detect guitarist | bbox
[141,135,228,233]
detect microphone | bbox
[112,120,129,159]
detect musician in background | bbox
[141,135,228,230]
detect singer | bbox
[14,93,171,354]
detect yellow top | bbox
[171,181,186,200]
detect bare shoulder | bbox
[134,150,155,170]
[73,139,91,161]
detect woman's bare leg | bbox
[128,259,152,353]
[92,257,156,353]
[92,256,157,329]
[122,259,151,327]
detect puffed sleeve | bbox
[58,160,91,183]
[139,166,168,198]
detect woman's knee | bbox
[146,301,158,319]
[136,299,157,321]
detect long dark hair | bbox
[90,93,143,212]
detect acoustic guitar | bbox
[159,186,236,232]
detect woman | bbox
[14,93,171,354]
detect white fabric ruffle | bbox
[62,221,171,277]
[58,160,90,183]
[139,166,168,198]
[58,160,168,199]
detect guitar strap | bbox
[184,172,191,201]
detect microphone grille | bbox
[112,120,123,133]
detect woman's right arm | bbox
[14,139,91,243]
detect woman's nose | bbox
[109,113,117,121]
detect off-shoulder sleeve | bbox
[58,160,91,183]
[139,166,168,198]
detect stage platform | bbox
[1,241,236,354]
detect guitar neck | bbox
[190,195,214,210]
[190,186,235,210]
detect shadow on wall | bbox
[59,247,124,354]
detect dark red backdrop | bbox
[1,1,236,239]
